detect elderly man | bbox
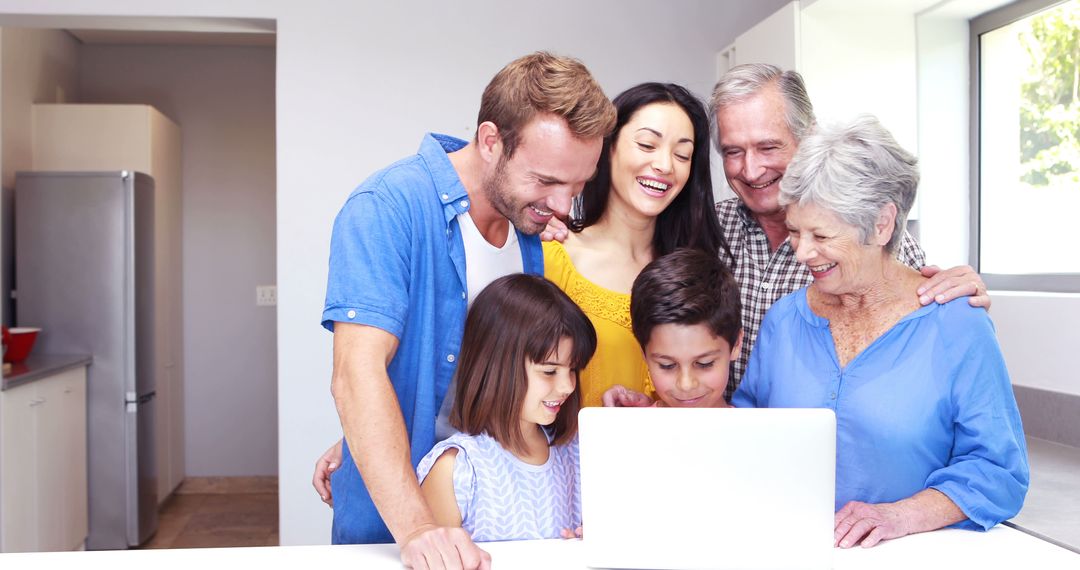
[709,64,989,396]
[320,51,614,568]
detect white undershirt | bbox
[435,211,523,439]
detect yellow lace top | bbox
[543,241,652,407]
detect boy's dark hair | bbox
[451,274,596,455]
[630,248,741,348]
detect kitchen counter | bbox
[0,525,1076,569]
[1,353,91,391]
[1008,436,1080,553]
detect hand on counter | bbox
[834,489,965,548]
[401,524,491,570]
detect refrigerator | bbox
[14,171,158,549]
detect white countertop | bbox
[0,525,1076,569]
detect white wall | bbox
[79,45,278,476]
[915,12,970,268]
[0,0,789,545]
[992,293,1080,396]
[799,1,921,158]
[0,27,80,327]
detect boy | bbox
[604,248,743,409]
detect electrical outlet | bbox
[256,285,277,307]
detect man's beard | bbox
[482,154,545,235]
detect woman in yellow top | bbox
[544,83,728,407]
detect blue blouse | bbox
[733,288,1029,530]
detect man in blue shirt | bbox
[321,52,615,568]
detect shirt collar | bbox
[736,200,796,252]
[419,133,473,224]
[735,201,761,231]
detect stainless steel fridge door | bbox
[126,392,158,546]
[14,171,158,550]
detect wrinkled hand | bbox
[312,439,344,507]
[540,217,570,243]
[834,500,912,549]
[560,526,583,539]
[400,524,492,570]
[600,385,654,407]
[918,265,990,309]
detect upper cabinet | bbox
[719,0,800,76]
[32,104,185,505]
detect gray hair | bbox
[778,115,918,253]
[708,63,816,148]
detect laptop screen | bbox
[578,407,835,570]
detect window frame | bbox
[970,0,1080,292]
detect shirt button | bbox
[830,392,837,400]
[447,354,456,363]
[761,282,771,290]
[346,310,356,319]
[441,193,449,200]
[461,291,466,300]
[460,200,468,208]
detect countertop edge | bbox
[1,354,92,391]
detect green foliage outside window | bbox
[1019,0,1079,187]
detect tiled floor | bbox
[139,477,279,549]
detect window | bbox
[973,0,1079,291]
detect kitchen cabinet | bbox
[31,104,184,504]
[0,362,88,552]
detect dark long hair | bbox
[570,82,729,260]
[450,274,596,454]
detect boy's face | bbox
[644,323,742,408]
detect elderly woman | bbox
[732,115,1028,549]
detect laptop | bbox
[578,407,836,570]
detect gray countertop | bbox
[1007,436,1080,553]
[1,353,92,391]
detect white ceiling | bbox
[0,14,275,47]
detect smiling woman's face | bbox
[785,201,889,297]
[607,102,695,220]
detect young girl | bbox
[415,273,597,542]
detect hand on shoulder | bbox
[917,264,991,310]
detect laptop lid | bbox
[578,407,836,570]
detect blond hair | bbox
[478,51,616,157]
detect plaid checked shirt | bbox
[717,198,927,400]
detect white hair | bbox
[709,63,816,148]
[779,115,918,253]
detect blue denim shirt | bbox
[322,133,543,543]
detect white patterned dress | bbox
[416,431,580,541]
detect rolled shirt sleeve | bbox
[925,307,1029,530]
[322,185,411,336]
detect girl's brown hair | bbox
[450,274,596,455]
